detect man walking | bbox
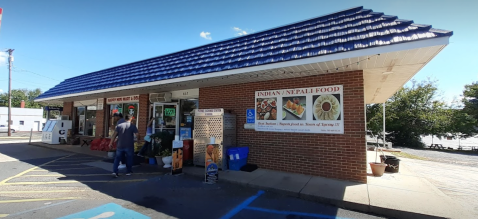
[109,114,139,177]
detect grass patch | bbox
[390,152,429,161]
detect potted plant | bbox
[161,149,172,168]
[369,132,387,176]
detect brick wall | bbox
[63,102,73,118]
[95,99,106,137]
[137,94,149,138]
[199,71,366,183]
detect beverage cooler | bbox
[193,109,236,170]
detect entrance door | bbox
[34,121,40,131]
[152,103,179,137]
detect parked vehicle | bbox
[0,124,18,133]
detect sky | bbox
[0,0,476,103]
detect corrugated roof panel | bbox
[37,6,453,100]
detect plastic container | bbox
[227,147,249,171]
[380,155,400,173]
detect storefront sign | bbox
[97,98,104,110]
[246,109,255,123]
[195,109,224,117]
[45,106,64,111]
[180,127,192,140]
[164,108,176,117]
[205,144,219,184]
[106,95,139,104]
[255,85,344,134]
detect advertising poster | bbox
[172,148,183,175]
[255,85,344,134]
[205,144,219,184]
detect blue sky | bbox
[0,0,476,103]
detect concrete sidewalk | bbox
[183,151,473,219]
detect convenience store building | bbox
[35,6,452,183]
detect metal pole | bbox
[383,102,386,148]
[7,49,14,137]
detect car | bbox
[0,124,17,133]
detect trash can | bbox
[227,147,249,171]
[380,155,400,173]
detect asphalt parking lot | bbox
[0,143,384,219]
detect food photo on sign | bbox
[282,96,306,120]
[312,94,341,121]
[256,98,277,120]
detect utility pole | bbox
[7,49,14,136]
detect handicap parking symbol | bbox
[246,109,255,124]
[57,203,150,219]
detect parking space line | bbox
[0,214,7,218]
[5,200,75,218]
[21,172,164,177]
[52,160,100,163]
[0,154,73,185]
[219,190,265,219]
[42,164,86,167]
[244,206,351,219]
[0,197,78,204]
[30,167,98,171]
[0,190,86,194]
[4,179,147,185]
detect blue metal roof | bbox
[37,6,452,100]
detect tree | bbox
[367,79,452,147]
[451,82,478,138]
[0,88,43,108]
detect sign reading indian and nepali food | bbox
[255,85,344,134]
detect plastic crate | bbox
[229,158,247,171]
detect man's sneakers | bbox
[137,153,144,157]
[112,173,119,178]
[126,172,132,176]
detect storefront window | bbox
[75,106,97,136]
[85,106,97,136]
[179,99,198,140]
[77,107,85,135]
[107,103,139,137]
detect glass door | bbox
[153,103,179,136]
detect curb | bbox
[29,142,107,159]
[183,169,445,219]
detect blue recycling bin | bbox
[227,147,249,171]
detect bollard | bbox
[29,128,33,145]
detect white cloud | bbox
[200,31,212,40]
[233,27,248,36]
[0,89,3,93]
[0,52,8,66]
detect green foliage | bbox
[367,79,453,147]
[0,88,62,119]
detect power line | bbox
[12,67,62,82]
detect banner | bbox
[205,143,219,184]
[255,85,344,134]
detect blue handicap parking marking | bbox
[57,203,150,219]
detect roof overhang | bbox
[36,37,450,104]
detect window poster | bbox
[255,85,344,134]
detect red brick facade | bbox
[95,98,106,137]
[199,71,367,183]
[137,94,150,138]
[63,102,73,118]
